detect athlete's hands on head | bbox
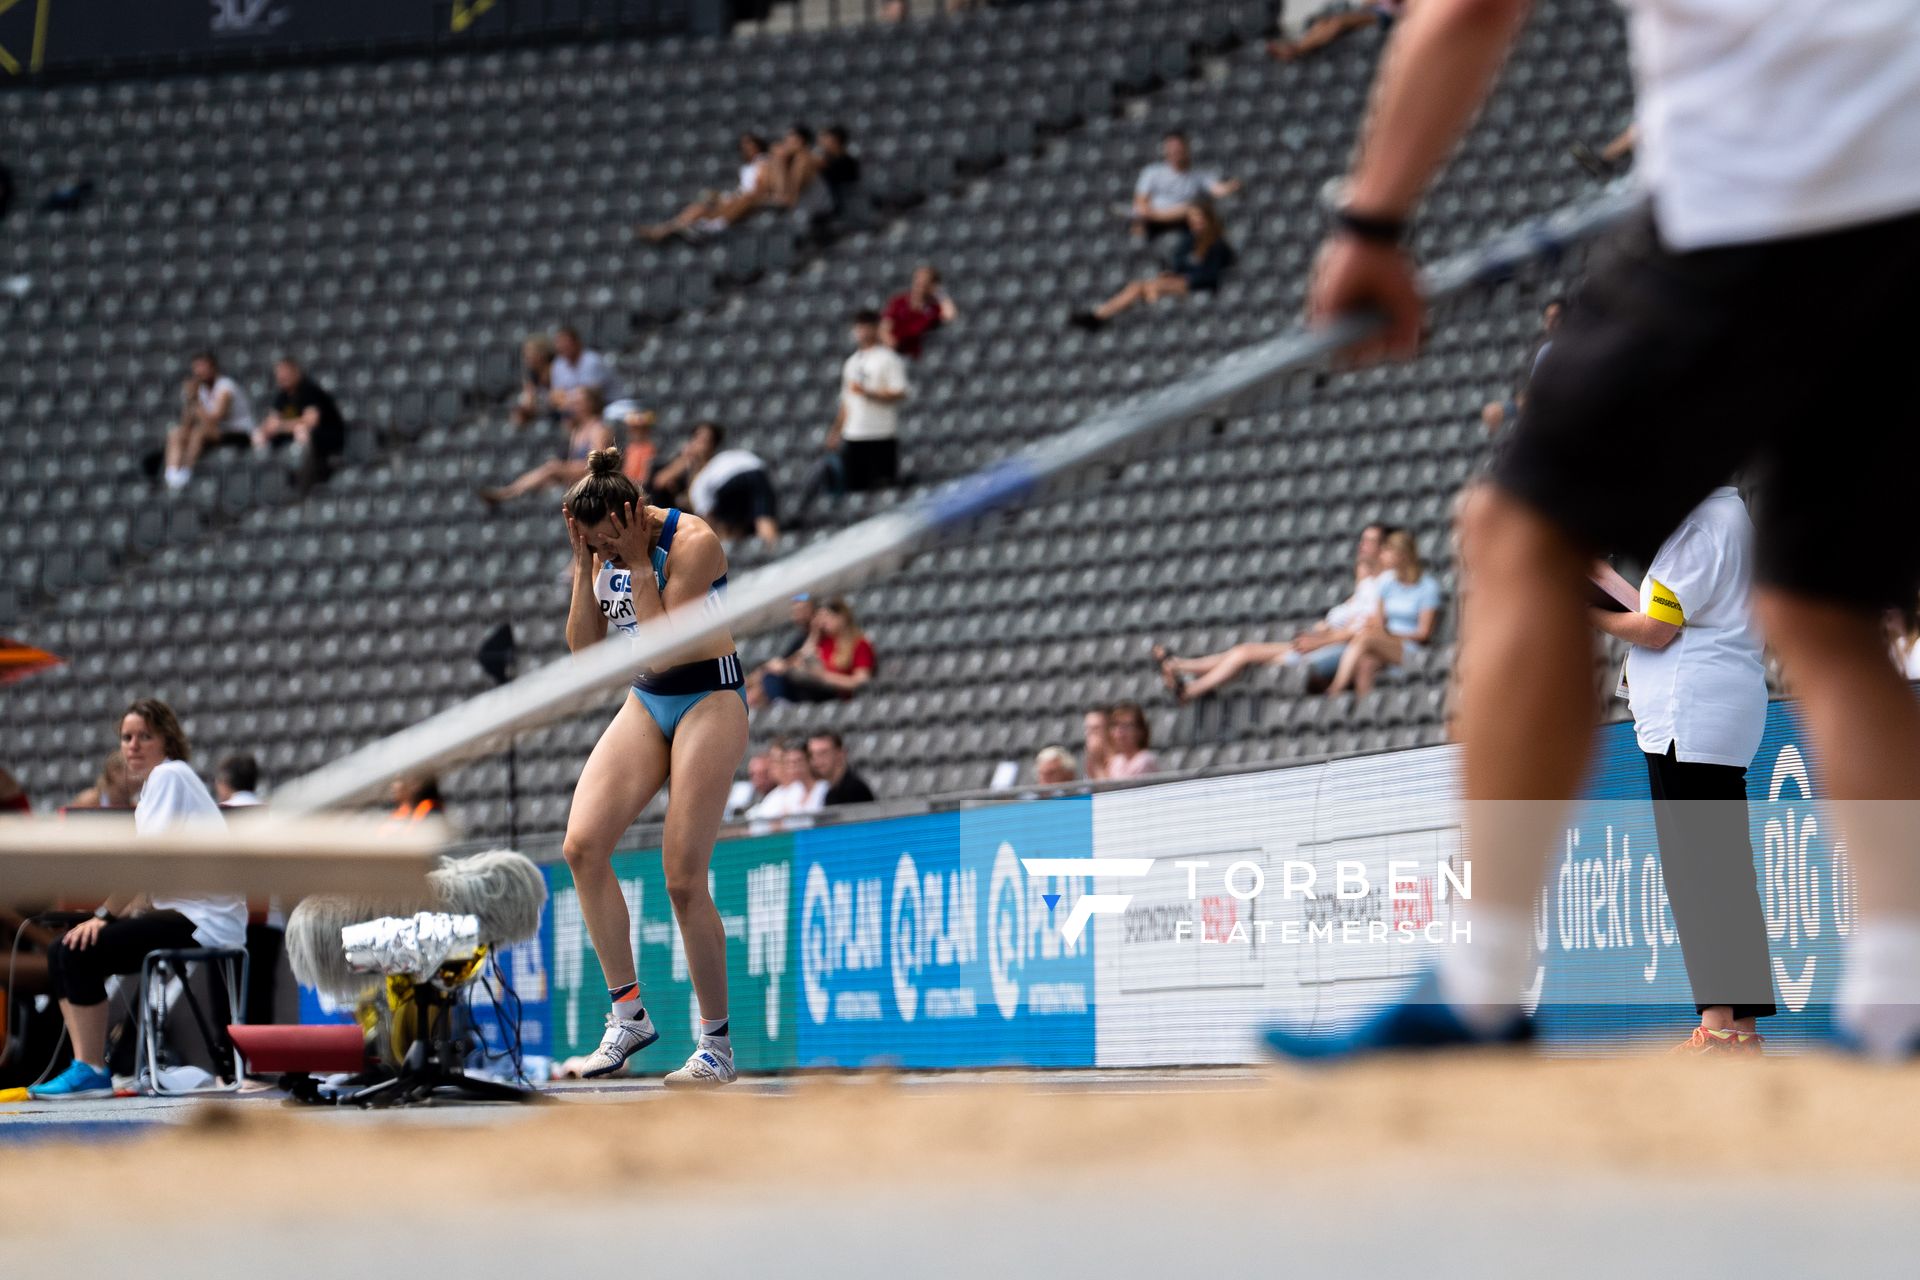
[605,500,655,568]
[1307,233,1425,364]
[562,504,594,569]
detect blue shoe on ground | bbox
[28,1059,115,1100]
[1262,971,1533,1062]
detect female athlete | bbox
[560,447,749,1087]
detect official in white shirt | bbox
[32,699,248,1099]
[1591,488,1775,1051]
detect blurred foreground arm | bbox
[1308,0,1533,361]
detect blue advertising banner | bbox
[795,798,1096,1068]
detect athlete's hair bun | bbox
[586,447,623,477]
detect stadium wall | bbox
[291,697,1851,1072]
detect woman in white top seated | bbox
[640,132,772,243]
[161,350,255,492]
[30,699,248,1100]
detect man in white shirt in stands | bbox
[832,307,910,495]
[1591,488,1775,1053]
[549,325,618,417]
[1131,130,1240,243]
[747,739,827,820]
[161,350,255,492]
[1273,0,1920,1060]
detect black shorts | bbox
[711,467,779,531]
[1491,205,1920,612]
[842,437,899,492]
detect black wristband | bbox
[1333,206,1410,246]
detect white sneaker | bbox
[579,1010,660,1079]
[663,1037,737,1089]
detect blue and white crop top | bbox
[592,508,727,637]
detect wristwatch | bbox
[1332,205,1411,247]
[92,905,114,923]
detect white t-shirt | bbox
[199,375,255,436]
[139,760,250,952]
[1627,0,1920,248]
[748,779,827,819]
[1324,571,1385,630]
[552,349,617,398]
[1625,487,1768,767]
[688,449,766,518]
[840,345,909,442]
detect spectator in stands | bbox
[794,309,911,524]
[68,751,134,809]
[759,598,875,703]
[213,753,261,806]
[818,125,864,222]
[1130,130,1240,243]
[1104,701,1160,778]
[1156,522,1394,698]
[605,400,659,489]
[161,351,255,492]
[747,595,819,708]
[479,388,615,507]
[1072,204,1235,330]
[748,739,827,819]
[687,426,783,548]
[1482,299,1563,433]
[387,773,444,825]
[884,266,959,359]
[772,123,831,223]
[726,748,778,821]
[30,698,248,1099]
[646,419,718,510]
[809,731,876,806]
[1267,1,1405,60]
[1034,746,1078,786]
[253,357,346,496]
[640,132,774,243]
[511,336,556,428]
[1082,707,1113,781]
[551,326,617,415]
[1326,529,1444,696]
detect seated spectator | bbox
[213,753,262,806]
[1104,701,1160,778]
[1034,746,1078,786]
[1326,529,1444,696]
[387,773,445,825]
[1267,1,1405,61]
[1130,130,1240,243]
[728,747,778,820]
[1482,299,1563,433]
[479,388,614,507]
[747,595,818,708]
[809,731,875,806]
[253,357,346,496]
[640,132,774,243]
[160,350,255,491]
[1071,204,1235,331]
[1082,707,1112,781]
[794,309,911,524]
[748,739,827,819]
[759,598,875,703]
[770,123,832,227]
[604,400,659,488]
[646,419,718,510]
[550,325,618,415]
[883,265,959,359]
[29,699,248,1100]
[817,125,864,223]
[686,426,782,547]
[1156,522,1393,698]
[68,750,134,810]
[510,336,556,428]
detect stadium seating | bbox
[3,0,1636,840]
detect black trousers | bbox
[46,910,199,1007]
[1644,745,1777,1020]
